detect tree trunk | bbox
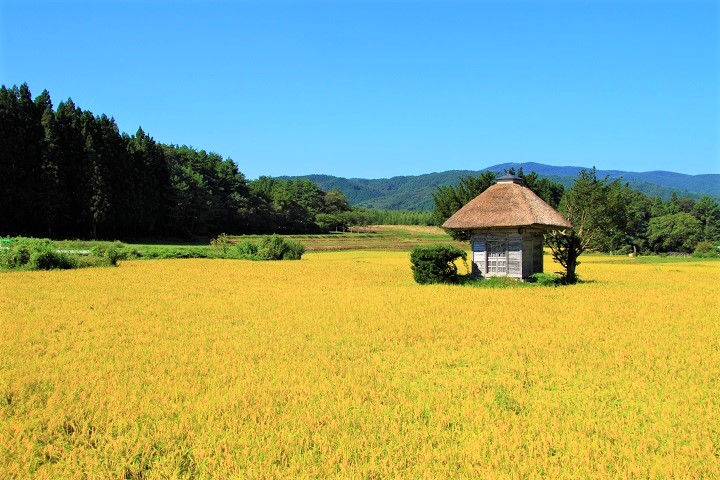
[564,234,582,284]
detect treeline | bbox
[433,168,720,254]
[4,83,717,252]
[0,84,364,239]
[365,209,435,226]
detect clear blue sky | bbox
[2,0,718,178]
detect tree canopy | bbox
[0,84,356,239]
[4,83,719,252]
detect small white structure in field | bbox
[442,173,571,279]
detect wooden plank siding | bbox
[471,230,545,280]
[471,239,486,276]
[508,235,522,277]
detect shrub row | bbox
[233,235,305,260]
[1,234,306,271]
[0,237,74,270]
[0,237,125,271]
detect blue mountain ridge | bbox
[283,162,720,211]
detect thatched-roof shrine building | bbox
[443,173,571,279]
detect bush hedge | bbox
[0,234,307,271]
[1,237,77,271]
[693,241,719,258]
[1,238,137,271]
[256,235,305,260]
[233,235,305,260]
[410,244,467,284]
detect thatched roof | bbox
[442,174,572,230]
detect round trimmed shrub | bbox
[410,245,467,284]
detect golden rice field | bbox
[0,252,718,478]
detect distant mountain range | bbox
[283,162,720,211]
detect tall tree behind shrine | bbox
[0,84,351,238]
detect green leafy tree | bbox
[33,89,63,236]
[0,84,46,235]
[546,168,629,283]
[516,168,564,208]
[545,230,585,284]
[54,98,89,236]
[646,213,702,253]
[83,135,109,239]
[340,208,374,232]
[248,176,339,233]
[163,145,256,236]
[623,189,659,253]
[127,128,170,235]
[315,213,341,231]
[666,193,695,214]
[323,188,351,214]
[560,168,628,251]
[691,195,720,242]
[365,209,435,226]
[432,171,497,240]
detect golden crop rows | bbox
[0,252,718,478]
